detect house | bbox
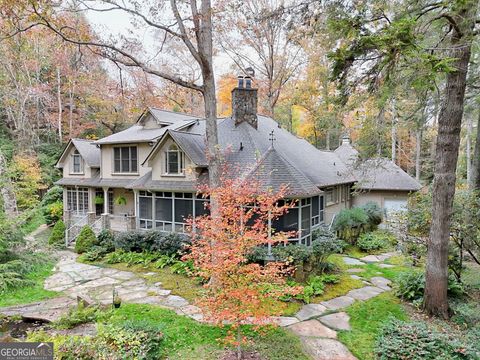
[334,137,422,214]
[55,77,417,246]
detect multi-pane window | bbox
[165,144,184,174]
[300,198,312,246]
[113,146,138,173]
[66,187,89,215]
[71,150,83,174]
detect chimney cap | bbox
[245,66,255,78]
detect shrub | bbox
[81,246,110,262]
[75,226,97,254]
[272,244,311,265]
[0,260,33,293]
[311,225,344,265]
[360,202,383,227]
[104,250,162,266]
[357,230,396,252]
[376,319,477,360]
[395,270,465,301]
[332,207,370,243]
[54,304,112,330]
[295,274,339,303]
[48,220,66,247]
[43,201,63,226]
[113,230,149,252]
[97,229,115,252]
[28,322,163,360]
[40,185,63,207]
[150,232,191,256]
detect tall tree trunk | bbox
[415,129,422,181]
[471,110,480,190]
[69,82,75,138]
[424,1,478,318]
[391,98,397,164]
[56,67,62,142]
[467,115,473,187]
[325,129,330,150]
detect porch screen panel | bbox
[155,197,173,232]
[272,207,298,233]
[139,192,153,229]
[174,198,193,232]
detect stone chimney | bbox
[232,68,258,129]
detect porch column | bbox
[267,210,272,256]
[133,189,139,229]
[103,187,109,214]
[102,187,110,230]
[88,188,96,213]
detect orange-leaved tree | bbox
[184,170,302,359]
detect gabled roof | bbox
[334,143,421,192]
[246,147,322,197]
[95,109,200,145]
[354,158,422,191]
[144,130,207,167]
[56,139,100,168]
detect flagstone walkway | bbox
[0,248,398,360]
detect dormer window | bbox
[165,144,184,174]
[71,150,83,174]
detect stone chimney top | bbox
[341,134,351,145]
[232,70,258,129]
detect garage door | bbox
[384,198,407,214]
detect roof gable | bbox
[143,130,207,167]
[56,139,100,168]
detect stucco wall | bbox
[322,184,352,224]
[100,143,152,179]
[352,190,410,208]
[150,137,197,181]
[62,145,93,178]
[111,188,135,216]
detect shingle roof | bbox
[183,115,355,188]
[55,171,133,188]
[334,143,359,166]
[96,109,199,145]
[168,130,207,166]
[334,142,421,191]
[127,171,201,192]
[353,158,422,191]
[71,139,101,167]
[246,147,322,197]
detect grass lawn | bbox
[0,259,59,307]
[338,292,408,360]
[109,303,310,360]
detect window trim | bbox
[325,187,338,206]
[70,150,84,174]
[164,144,185,176]
[112,146,139,174]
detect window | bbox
[113,146,138,173]
[325,187,337,205]
[66,187,89,215]
[165,144,184,174]
[71,150,83,174]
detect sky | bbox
[84,3,235,86]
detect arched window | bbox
[165,144,184,174]
[71,149,83,174]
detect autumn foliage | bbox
[184,172,302,349]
